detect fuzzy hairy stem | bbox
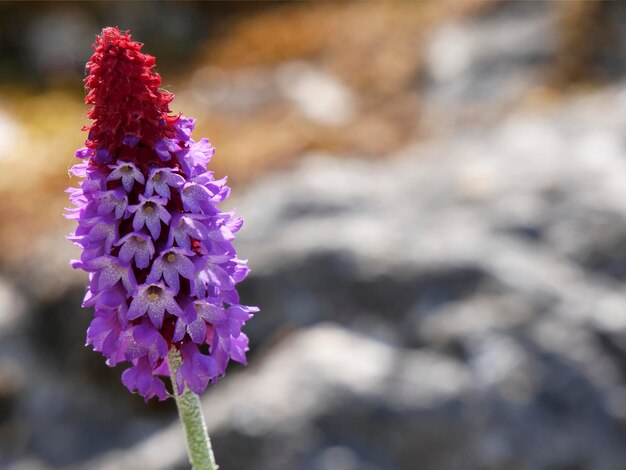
[167,348,218,470]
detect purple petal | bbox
[155,138,180,161]
[181,183,214,214]
[121,358,168,401]
[127,293,149,321]
[95,148,112,164]
[175,116,195,141]
[75,147,94,159]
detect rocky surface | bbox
[229,94,626,469]
[422,0,557,127]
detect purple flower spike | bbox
[107,161,145,192]
[67,27,257,401]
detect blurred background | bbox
[2,1,626,469]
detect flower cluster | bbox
[66,27,257,400]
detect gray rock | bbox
[422,1,558,129]
[276,62,357,126]
[222,88,626,468]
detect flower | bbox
[67,27,258,401]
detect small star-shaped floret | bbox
[177,138,214,177]
[145,167,185,198]
[192,254,233,298]
[154,138,180,161]
[128,194,171,239]
[96,188,128,219]
[180,182,214,214]
[86,217,118,254]
[95,148,112,164]
[175,117,195,142]
[175,342,219,395]
[147,247,195,294]
[204,217,241,254]
[75,147,94,160]
[115,231,155,269]
[174,300,226,344]
[181,173,230,214]
[127,283,183,328]
[85,255,137,292]
[118,321,168,365]
[167,213,211,249]
[123,135,140,148]
[87,307,125,365]
[121,356,167,401]
[107,161,145,192]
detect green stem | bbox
[167,348,218,470]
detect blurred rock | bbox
[276,62,357,126]
[423,2,559,128]
[189,66,280,115]
[424,2,557,107]
[0,109,24,162]
[0,276,25,332]
[228,93,626,468]
[25,10,95,77]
